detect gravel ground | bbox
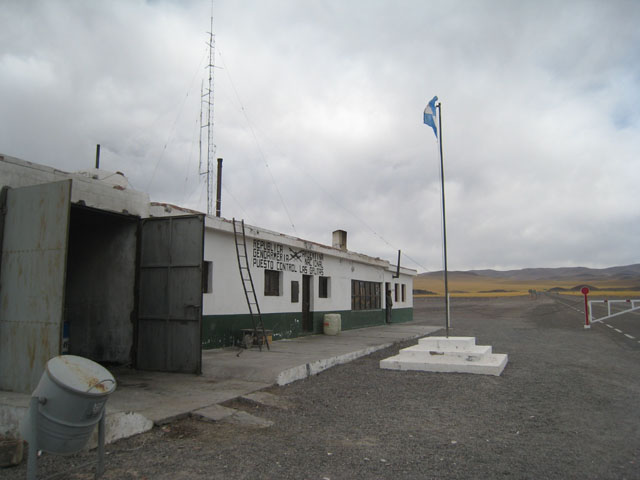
[3,295,639,479]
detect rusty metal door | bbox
[0,180,72,393]
[136,215,204,373]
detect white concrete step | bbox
[400,344,493,361]
[417,336,477,350]
[380,352,508,376]
[380,336,508,376]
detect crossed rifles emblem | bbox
[288,247,304,261]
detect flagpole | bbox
[437,102,450,337]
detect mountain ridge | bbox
[419,264,640,282]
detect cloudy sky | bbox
[1,0,639,272]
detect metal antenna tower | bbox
[199,7,216,216]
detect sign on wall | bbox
[252,239,324,275]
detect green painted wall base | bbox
[202,307,414,349]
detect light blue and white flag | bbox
[423,96,438,138]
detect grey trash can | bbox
[20,355,116,454]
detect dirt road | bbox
[4,295,639,479]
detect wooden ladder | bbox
[232,218,269,352]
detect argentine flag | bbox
[423,96,438,138]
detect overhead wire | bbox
[217,48,428,271]
[146,45,209,194]
[217,48,297,234]
[181,107,204,204]
[222,184,255,225]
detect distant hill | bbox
[419,264,640,282]
[415,264,640,297]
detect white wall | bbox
[201,217,415,316]
[382,268,414,309]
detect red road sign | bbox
[581,287,590,295]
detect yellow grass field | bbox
[414,272,640,298]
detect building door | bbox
[0,180,71,393]
[385,281,392,324]
[136,215,204,373]
[302,274,312,332]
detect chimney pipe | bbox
[332,230,347,251]
[95,144,101,169]
[215,157,222,217]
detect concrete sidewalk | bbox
[0,322,439,447]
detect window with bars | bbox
[319,276,330,298]
[264,269,281,296]
[351,280,381,310]
[202,261,213,294]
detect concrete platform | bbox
[400,343,493,361]
[380,336,508,376]
[0,322,439,448]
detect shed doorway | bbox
[64,204,138,365]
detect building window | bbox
[394,283,399,302]
[203,261,213,294]
[401,284,406,302]
[291,280,299,303]
[365,282,372,309]
[319,276,330,298]
[351,280,381,311]
[264,270,281,296]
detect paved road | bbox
[5,295,640,479]
[547,293,640,348]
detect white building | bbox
[0,154,415,394]
[153,204,415,349]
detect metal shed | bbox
[0,174,205,394]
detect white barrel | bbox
[323,313,341,335]
[20,355,116,454]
